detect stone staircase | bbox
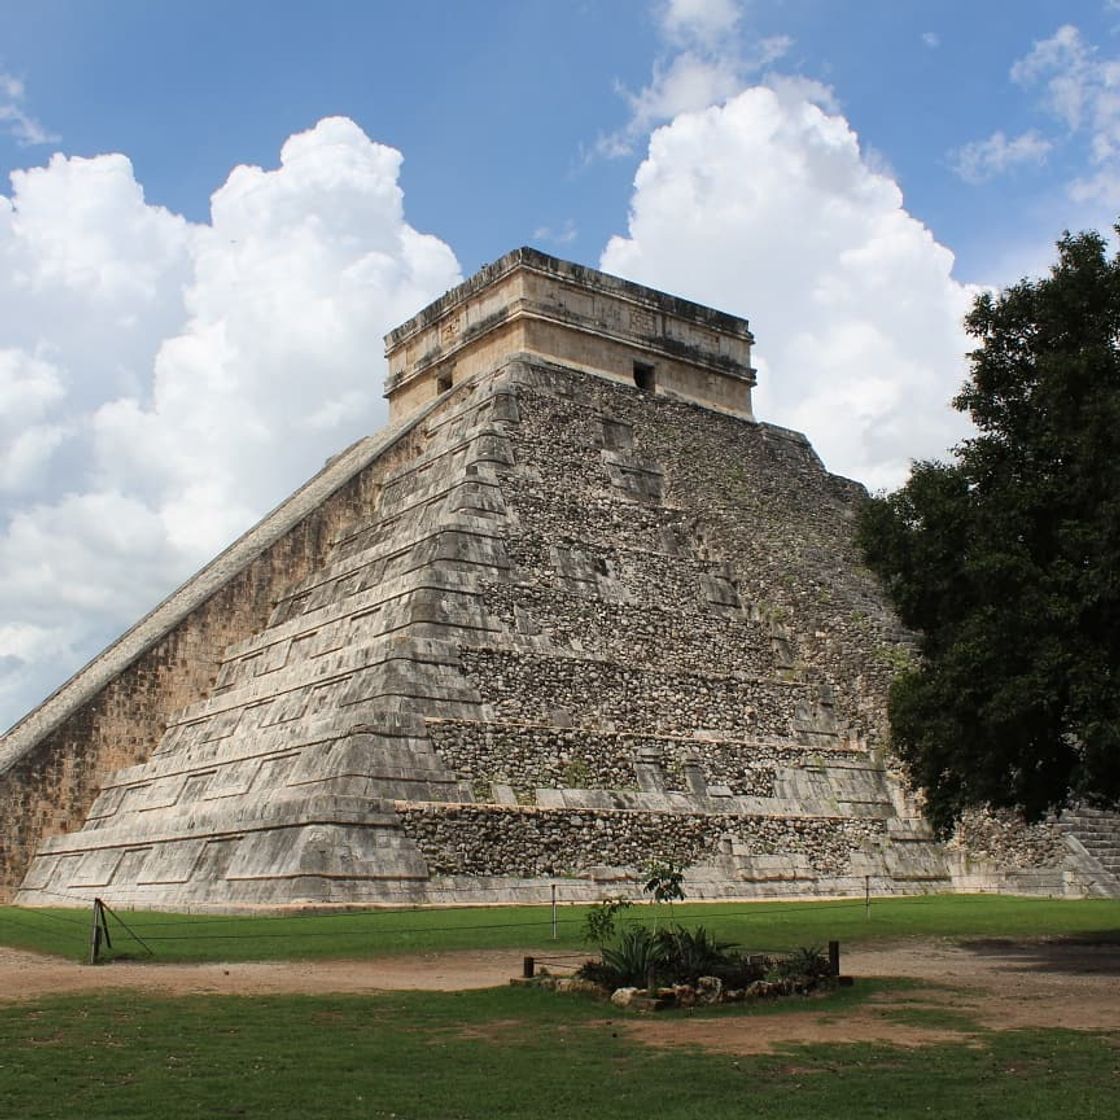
[1059,807,1120,896]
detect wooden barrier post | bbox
[87,899,100,965]
[828,940,840,978]
[87,898,111,965]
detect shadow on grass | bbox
[956,933,1120,976]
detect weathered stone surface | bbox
[5,249,1098,908]
[610,987,640,1008]
[384,247,756,423]
[0,412,438,902]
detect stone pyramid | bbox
[7,249,1096,909]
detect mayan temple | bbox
[3,248,1115,910]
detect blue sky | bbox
[5,1,1114,278]
[1,0,1118,729]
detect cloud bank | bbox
[0,117,460,730]
[598,0,791,157]
[951,129,1052,184]
[603,83,976,491]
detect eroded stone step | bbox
[160,639,482,755]
[268,523,510,627]
[480,581,775,678]
[92,721,466,829]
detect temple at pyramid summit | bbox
[3,247,1117,909]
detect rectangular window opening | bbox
[436,371,453,394]
[633,361,656,393]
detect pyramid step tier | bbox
[424,716,880,807]
[18,800,948,910]
[457,646,839,741]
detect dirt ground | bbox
[626,936,1120,1054]
[1,936,1117,1054]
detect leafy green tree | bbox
[859,227,1120,832]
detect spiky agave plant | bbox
[653,925,739,985]
[599,926,666,988]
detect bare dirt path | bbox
[2,937,1117,1054]
[626,936,1120,1054]
[0,946,545,1001]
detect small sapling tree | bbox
[643,859,685,927]
[581,896,632,946]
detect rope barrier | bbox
[2,892,876,951]
[0,903,87,927]
[35,894,871,933]
[100,900,155,958]
[99,902,868,942]
[0,909,84,936]
[0,875,947,968]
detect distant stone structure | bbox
[4,248,1115,909]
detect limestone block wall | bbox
[459,648,821,739]
[425,717,871,805]
[500,363,909,743]
[948,807,1068,869]
[0,415,434,900]
[9,351,1086,908]
[479,580,774,676]
[396,805,885,879]
[425,719,834,801]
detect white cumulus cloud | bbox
[602,85,976,491]
[1003,23,1120,204]
[0,117,459,730]
[950,129,1052,183]
[0,70,57,146]
[597,0,790,157]
[660,0,742,48]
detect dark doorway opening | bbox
[633,361,656,393]
[436,371,453,394]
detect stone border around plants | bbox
[519,969,840,1011]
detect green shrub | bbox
[653,925,737,984]
[600,926,665,987]
[576,929,835,994]
[581,897,632,946]
[573,957,621,988]
[578,923,758,989]
[772,945,832,982]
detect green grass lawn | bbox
[2,896,1118,1119]
[1,893,1118,963]
[0,985,1115,1120]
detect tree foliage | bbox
[859,228,1120,832]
